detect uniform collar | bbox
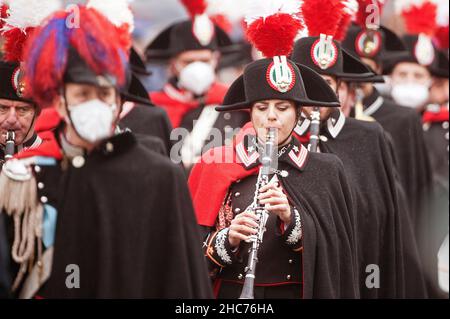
[1,133,43,153]
[235,134,309,172]
[1,133,42,162]
[294,109,346,139]
[163,81,195,104]
[363,89,384,116]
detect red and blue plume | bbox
[245,0,304,57]
[23,7,127,108]
[301,0,345,37]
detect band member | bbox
[342,13,433,244]
[189,1,359,299]
[0,62,41,166]
[289,0,427,298]
[146,0,248,170]
[0,6,212,298]
[85,0,174,155]
[0,0,50,297]
[0,61,43,298]
[422,49,449,185]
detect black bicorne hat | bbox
[130,47,151,76]
[145,20,238,61]
[216,58,340,112]
[218,41,253,70]
[63,47,152,106]
[120,73,153,107]
[0,61,34,104]
[430,49,449,79]
[382,34,444,76]
[341,24,410,72]
[64,47,124,89]
[291,36,374,80]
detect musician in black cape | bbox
[342,23,434,238]
[118,48,174,156]
[290,34,427,298]
[0,7,212,298]
[0,61,42,166]
[189,7,360,296]
[387,32,450,299]
[146,0,250,170]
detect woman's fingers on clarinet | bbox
[230,224,258,235]
[266,204,289,214]
[258,188,284,200]
[259,182,281,193]
[259,196,288,206]
[228,231,249,246]
[238,211,259,221]
[232,216,259,228]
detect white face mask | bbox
[68,99,117,143]
[178,61,215,96]
[391,82,430,109]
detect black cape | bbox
[281,152,359,298]
[361,90,434,235]
[35,131,212,298]
[193,137,359,298]
[421,118,449,298]
[134,133,167,156]
[119,104,174,156]
[297,110,427,298]
[423,119,449,186]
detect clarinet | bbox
[4,130,16,160]
[239,127,277,299]
[309,107,321,153]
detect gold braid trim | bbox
[0,169,44,292]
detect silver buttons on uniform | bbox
[443,121,449,129]
[234,192,241,198]
[72,156,85,168]
[34,165,41,173]
[286,275,291,280]
[37,182,44,190]
[445,132,449,141]
[106,142,114,153]
[238,274,243,280]
[224,113,231,121]
[234,208,241,214]
[288,259,293,264]
[40,196,48,204]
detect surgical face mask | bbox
[178,61,215,96]
[68,99,117,143]
[391,82,430,109]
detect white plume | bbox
[245,0,302,26]
[206,0,250,23]
[87,0,134,32]
[342,0,359,16]
[1,0,61,31]
[433,0,449,26]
